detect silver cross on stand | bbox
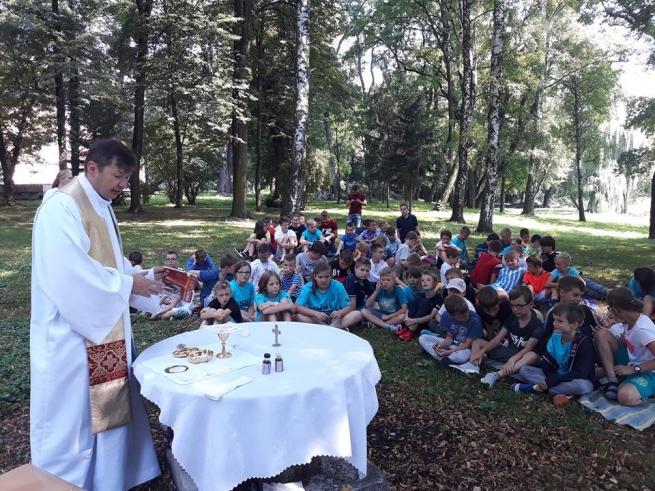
[272,324,281,347]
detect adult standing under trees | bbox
[396,203,419,243]
[30,140,163,490]
[346,185,367,228]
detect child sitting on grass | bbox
[345,257,374,313]
[627,267,655,319]
[538,235,559,272]
[237,220,270,260]
[129,251,143,271]
[400,271,443,341]
[384,226,402,267]
[440,247,461,287]
[403,267,425,303]
[300,219,327,252]
[201,280,243,324]
[295,263,359,329]
[594,287,655,405]
[335,222,358,257]
[489,251,526,301]
[329,249,355,284]
[280,253,303,302]
[470,286,543,388]
[230,260,256,321]
[450,226,472,268]
[538,276,598,355]
[255,271,293,322]
[361,267,408,331]
[250,243,281,292]
[369,242,389,286]
[475,286,513,340]
[470,239,502,288]
[544,252,580,304]
[418,295,484,369]
[522,254,550,306]
[513,303,599,406]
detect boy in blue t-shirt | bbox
[418,295,484,368]
[403,268,425,303]
[335,222,358,256]
[300,219,326,252]
[361,267,408,331]
[450,226,471,264]
[515,302,598,406]
[384,226,402,267]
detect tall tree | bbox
[51,0,67,170]
[230,0,253,218]
[128,0,154,212]
[477,0,506,232]
[284,0,311,214]
[449,0,476,223]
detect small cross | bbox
[272,324,281,347]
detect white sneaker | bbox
[449,362,480,374]
[480,372,500,388]
[384,324,401,332]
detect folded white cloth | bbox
[263,482,305,491]
[205,376,253,400]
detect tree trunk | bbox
[542,185,555,207]
[170,91,184,208]
[230,0,252,218]
[572,77,586,222]
[52,0,67,171]
[283,0,311,214]
[68,72,81,176]
[254,18,264,211]
[449,0,476,224]
[649,169,655,239]
[499,172,506,212]
[129,0,153,213]
[477,0,505,233]
[323,110,339,199]
[0,97,33,206]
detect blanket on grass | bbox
[578,390,655,431]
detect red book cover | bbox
[162,267,198,303]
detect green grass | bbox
[2,194,655,488]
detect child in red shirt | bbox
[522,255,549,305]
[470,240,502,288]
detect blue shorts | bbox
[614,343,655,401]
[366,309,393,319]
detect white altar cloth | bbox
[133,322,382,491]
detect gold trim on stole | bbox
[60,179,133,434]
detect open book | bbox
[162,267,198,303]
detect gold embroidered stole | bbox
[61,179,132,434]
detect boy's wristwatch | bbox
[634,365,642,373]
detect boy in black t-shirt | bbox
[538,235,559,273]
[400,271,443,341]
[329,249,355,283]
[470,286,543,388]
[200,280,243,324]
[475,286,513,340]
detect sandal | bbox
[604,381,619,400]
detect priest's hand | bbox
[132,271,163,297]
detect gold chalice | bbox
[216,331,232,359]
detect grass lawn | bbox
[1,194,655,490]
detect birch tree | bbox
[284,0,310,214]
[477,0,506,232]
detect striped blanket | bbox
[578,390,655,431]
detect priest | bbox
[30,139,164,490]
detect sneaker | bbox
[511,383,538,394]
[399,329,414,341]
[384,323,402,332]
[480,372,500,388]
[395,326,410,337]
[234,247,245,258]
[553,394,573,406]
[449,362,480,374]
[365,322,376,329]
